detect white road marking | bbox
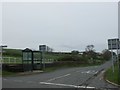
[47,74,71,82]
[95,71,98,74]
[86,71,90,73]
[81,70,98,74]
[40,82,95,88]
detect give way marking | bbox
[40,82,95,89]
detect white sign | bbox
[108,38,120,50]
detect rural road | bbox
[2,60,119,89]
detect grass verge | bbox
[105,64,120,85]
[2,71,17,77]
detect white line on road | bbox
[39,82,95,88]
[81,70,98,74]
[47,74,71,82]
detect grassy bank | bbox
[2,71,17,77]
[105,64,120,85]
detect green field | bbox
[3,53,67,64]
[2,48,105,65]
[3,49,66,64]
[105,64,120,85]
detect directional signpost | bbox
[108,38,120,84]
[108,38,119,72]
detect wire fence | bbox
[2,57,22,64]
[1,57,56,64]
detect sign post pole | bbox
[110,41,114,73]
[108,38,120,83]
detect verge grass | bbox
[105,64,120,85]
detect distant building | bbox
[39,45,53,52]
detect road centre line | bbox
[40,82,95,88]
[47,74,71,82]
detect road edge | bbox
[2,70,44,77]
[105,78,120,87]
[103,71,120,87]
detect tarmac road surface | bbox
[2,60,119,89]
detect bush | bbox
[4,49,22,57]
[58,55,79,61]
[57,55,89,64]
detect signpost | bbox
[108,38,119,73]
[108,38,120,84]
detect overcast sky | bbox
[2,2,118,52]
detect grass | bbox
[2,49,67,64]
[2,71,17,77]
[105,64,120,85]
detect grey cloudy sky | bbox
[2,2,118,52]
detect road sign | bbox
[108,38,120,50]
[108,38,120,73]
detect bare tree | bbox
[102,49,111,60]
[85,45,95,52]
[85,45,96,64]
